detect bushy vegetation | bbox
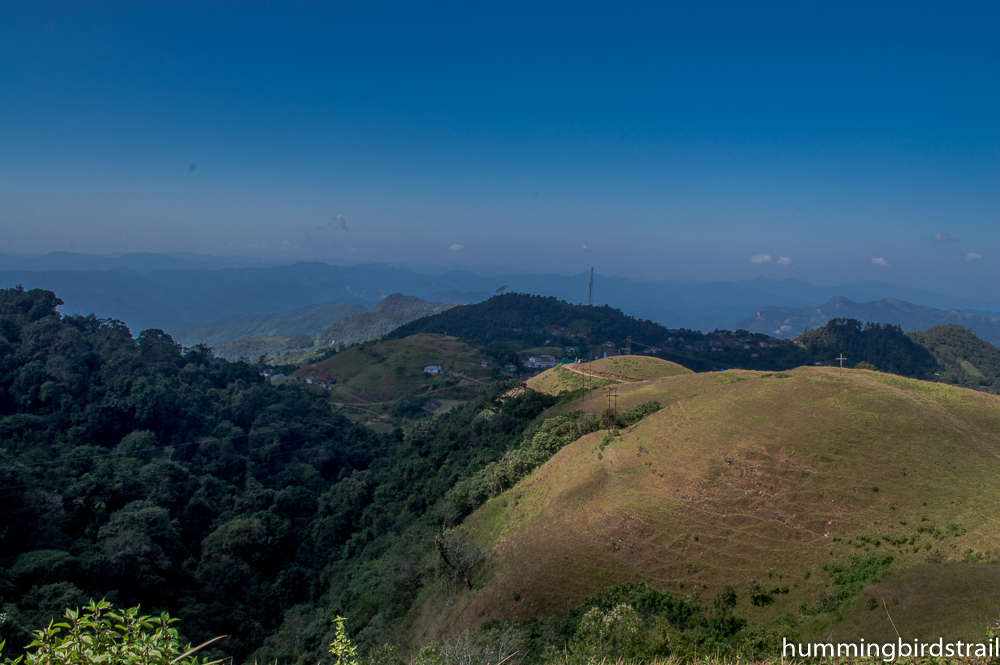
[821,553,895,607]
[446,401,661,519]
[0,600,212,665]
[455,582,792,665]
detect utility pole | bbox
[836,354,847,374]
[625,336,632,356]
[606,386,618,432]
[588,267,593,306]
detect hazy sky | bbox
[2,1,998,298]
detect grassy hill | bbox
[581,356,694,381]
[412,366,1000,645]
[293,333,495,403]
[526,364,618,396]
[527,357,692,397]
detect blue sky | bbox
[2,1,998,298]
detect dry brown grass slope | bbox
[580,355,695,381]
[412,367,1000,644]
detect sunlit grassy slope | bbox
[526,365,618,396]
[293,333,492,403]
[583,355,695,380]
[414,367,1000,643]
[527,357,692,396]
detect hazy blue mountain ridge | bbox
[170,302,368,347]
[1,253,996,335]
[203,293,458,360]
[735,297,1000,345]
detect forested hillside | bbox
[389,293,685,348]
[908,324,1000,393]
[796,318,940,378]
[0,285,558,663]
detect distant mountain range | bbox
[206,293,458,361]
[170,301,368,347]
[3,251,999,334]
[734,296,1000,346]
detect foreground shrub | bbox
[1,600,221,665]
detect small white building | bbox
[525,355,557,369]
[424,365,443,374]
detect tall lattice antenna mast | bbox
[588,267,593,306]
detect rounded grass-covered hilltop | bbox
[527,356,692,396]
[413,366,1000,645]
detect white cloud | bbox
[932,233,955,242]
[777,256,791,265]
[965,252,983,261]
[871,257,889,267]
[751,254,772,263]
[449,243,463,251]
[581,244,588,251]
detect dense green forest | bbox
[388,293,690,349]
[0,285,560,663]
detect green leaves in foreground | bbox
[1,600,223,665]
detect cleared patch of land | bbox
[412,367,1000,644]
[293,333,493,403]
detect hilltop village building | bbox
[305,371,335,389]
[526,355,557,369]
